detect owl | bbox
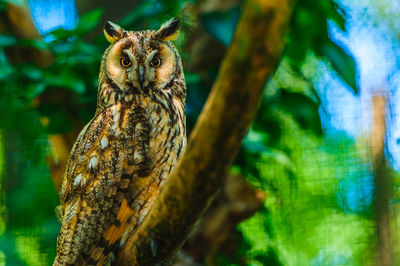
[53,18,186,265]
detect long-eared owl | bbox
[53,18,186,265]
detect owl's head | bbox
[98,18,185,108]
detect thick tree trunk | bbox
[116,0,296,264]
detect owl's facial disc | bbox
[106,38,176,94]
[126,46,175,92]
[103,18,180,96]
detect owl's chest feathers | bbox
[61,93,185,204]
[105,96,185,179]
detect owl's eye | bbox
[150,57,161,67]
[120,58,132,67]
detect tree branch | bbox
[179,174,265,265]
[371,94,394,265]
[116,0,295,264]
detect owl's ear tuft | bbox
[104,21,126,43]
[155,18,180,41]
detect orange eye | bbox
[150,57,161,67]
[120,58,132,67]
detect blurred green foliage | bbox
[0,0,384,265]
[287,0,357,92]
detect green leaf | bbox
[48,28,75,40]
[19,39,48,50]
[184,72,202,84]
[243,129,269,153]
[37,103,73,134]
[286,0,347,64]
[318,39,357,93]
[0,0,24,6]
[20,64,42,80]
[329,3,346,31]
[118,1,156,27]
[26,83,46,99]
[277,90,322,135]
[50,42,75,54]
[45,109,73,134]
[75,8,104,34]
[286,5,321,63]
[44,71,86,94]
[0,34,17,47]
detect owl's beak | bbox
[138,66,145,89]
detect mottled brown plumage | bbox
[54,18,186,265]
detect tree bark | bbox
[371,95,394,266]
[116,0,296,264]
[178,174,265,265]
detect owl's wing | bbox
[55,104,152,265]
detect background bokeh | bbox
[0,0,399,265]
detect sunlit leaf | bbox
[243,130,269,153]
